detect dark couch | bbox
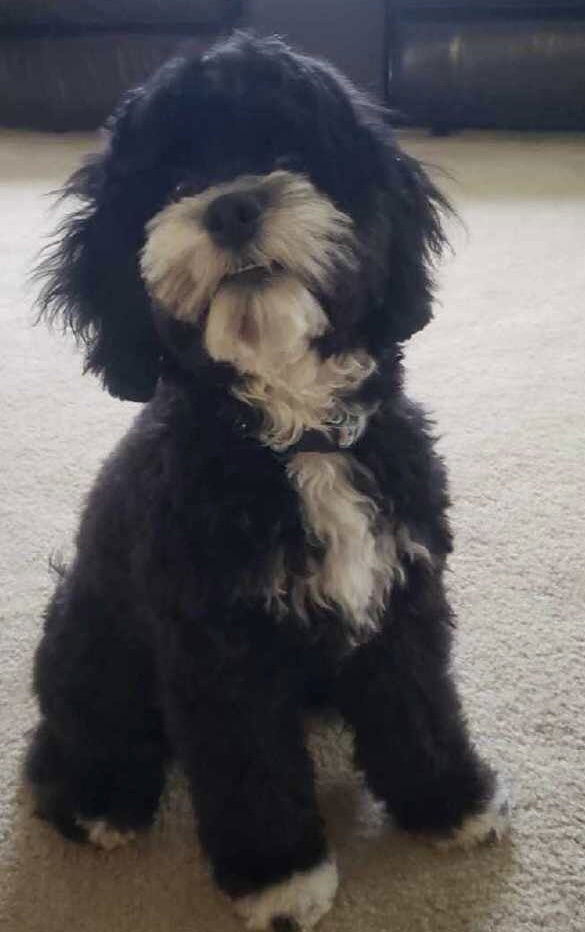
[1,0,584,131]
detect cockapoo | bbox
[26,32,510,932]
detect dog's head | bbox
[37,33,447,402]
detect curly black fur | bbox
[27,32,499,927]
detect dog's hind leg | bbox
[335,564,511,847]
[25,573,168,847]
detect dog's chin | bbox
[203,272,329,375]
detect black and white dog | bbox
[26,33,510,932]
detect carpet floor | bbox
[1,129,584,932]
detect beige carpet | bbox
[1,129,584,932]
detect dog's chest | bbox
[271,451,401,635]
[215,346,412,633]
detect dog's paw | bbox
[435,776,511,850]
[233,858,338,931]
[76,818,137,851]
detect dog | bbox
[26,32,510,932]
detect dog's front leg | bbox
[161,621,337,931]
[335,565,511,848]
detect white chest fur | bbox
[286,451,401,635]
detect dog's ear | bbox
[35,94,163,402]
[368,145,449,347]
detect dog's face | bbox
[38,33,446,401]
[141,169,354,378]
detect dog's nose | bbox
[204,191,263,248]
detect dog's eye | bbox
[275,154,303,173]
[173,180,197,200]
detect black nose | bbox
[204,191,263,248]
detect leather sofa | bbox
[1,0,583,131]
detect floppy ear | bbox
[368,145,449,347]
[36,97,163,402]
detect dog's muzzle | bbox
[140,169,356,326]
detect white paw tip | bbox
[436,777,512,850]
[234,857,338,931]
[77,818,137,851]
